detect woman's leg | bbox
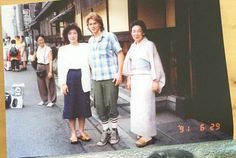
[37,76,48,103]
[23,61,27,68]
[45,65,57,104]
[69,119,78,143]
[78,118,85,134]
[78,118,91,141]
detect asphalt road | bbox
[4,66,86,158]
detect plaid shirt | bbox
[88,32,122,81]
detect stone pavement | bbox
[52,77,233,158]
[45,140,236,158]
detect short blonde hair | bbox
[86,12,104,31]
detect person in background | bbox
[86,12,124,146]
[123,20,165,147]
[8,39,20,72]
[19,35,27,70]
[32,34,57,107]
[25,35,31,62]
[57,23,92,144]
[15,35,21,45]
[3,36,11,70]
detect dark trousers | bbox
[93,79,119,122]
[11,60,20,70]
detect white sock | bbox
[102,121,109,131]
[111,118,118,129]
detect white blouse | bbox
[57,43,91,93]
[36,45,52,64]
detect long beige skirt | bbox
[130,74,156,137]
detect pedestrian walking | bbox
[57,23,92,144]
[32,34,57,107]
[123,20,165,147]
[86,12,124,146]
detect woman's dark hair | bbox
[11,39,16,44]
[35,34,45,42]
[62,23,83,44]
[130,20,147,34]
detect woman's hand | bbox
[31,52,37,61]
[62,84,69,95]
[48,72,53,79]
[126,76,131,91]
[152,80,160,93]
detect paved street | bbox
[5,67,87,158]
[4,66,232,158]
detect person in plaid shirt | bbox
[87,12,124,146]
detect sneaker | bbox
[37,101,46,106]
[109,128,120,144]
[97,129,110,146]
[47,102,54,107]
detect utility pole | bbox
[16,4,25,36]
[13,6,18,36]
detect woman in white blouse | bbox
[123,20,165,147]
[33,35,57,107]
[57,23,92,144]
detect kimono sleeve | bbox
[149,42,166,93]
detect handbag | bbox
[36,69,47,78]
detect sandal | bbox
[78,132,91,141]
[135,137,154,148]
[70,135,78,144]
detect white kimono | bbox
[123,37,165,137]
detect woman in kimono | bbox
[123,20,165,147]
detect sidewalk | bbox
[55,80,138,152]
[46,140,236,158]
[53,77,232,157]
